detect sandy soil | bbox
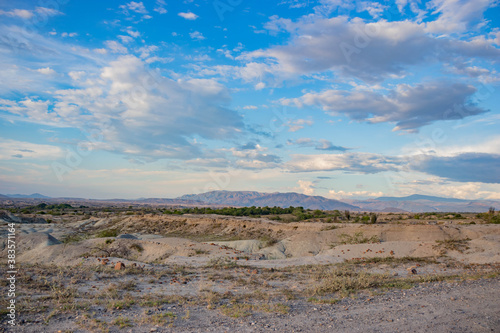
[1,211,499,332]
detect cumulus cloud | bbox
[36,67,56,75]
[242,15,500,83]
[287,153,404,173]
[189,31,206,41]
[0,139,63,160]
[0,7,63,19]
[154,0,167,14]
[425,0,495,34]
[412,153,500,184]
[120,1,148,14]
[283,81,487,131]
[287,138,350,151]
[328,189,384,200]
[178,12,198,20]
[104,40,128,53]
[286,119,313,132]
[1,55,244,160]
[295,180,315,195]
[230,144,281,169]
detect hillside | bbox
[353,195,500,213]
[178,190,359,210]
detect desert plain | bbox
[1,206,499,332]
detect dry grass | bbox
[337,232,380,245]
[433,238,471,254]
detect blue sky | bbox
[0,0,499,200]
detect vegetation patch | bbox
[433,238,471,254]
[337,232,380,245]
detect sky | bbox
[0,0,499,200]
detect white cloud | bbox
[145,56,174,64]
[0,9,34,19]
[36,67,56,75]
[127,29,141,38]
[178,12,198,20]
[228,144,281,169]
[283,81,486,132]
[287,153,404,173]
[243,15,500,83]
[68,71,86,81]
[1,56,244,161]
[0,98,57,124]
[286,119,313,132]
[295,180,315,195]
[328,189,383,200]
[120,1,148,14]
[118,35,134,44]
[255,82,266,90]
[61,32,78,37]
[104,40,128,53]
[0,7,63,20]
[0,139,63,160]
[403,135,500,157]
[154,0,167,14]
[243,105,258,110]
[189,31,205,40]
[94,48,108,54]
[425,0,494,34]
[155,7,167,14]
[287,138,349,151]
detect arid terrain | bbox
[1,206,499,332]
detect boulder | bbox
[114,262,126,270]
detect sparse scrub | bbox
[433,238,471,254]
[259,234,279,247]
[130,243,144,252]
[62,233,88,244]
[113,316,133,328]
[206,257,238,269]
[337,232,380,245]
[96,229,119,238]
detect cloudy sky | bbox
[0,0,499,200]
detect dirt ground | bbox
[1,211,499,332]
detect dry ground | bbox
[1,211,499,332]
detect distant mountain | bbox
[375,194,468,203]
[353,194,499,213]
[0,194,9,199]
[178,190,359,210]
[4,193,51,199]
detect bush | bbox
[337,232,379,245]
[96,229,119,238]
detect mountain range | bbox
[1,191,499,212]
[2,193,51,199]
[179,191,358,210]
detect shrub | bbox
[337,232,379,245]
[96,229,119,238]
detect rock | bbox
[115,262,126,270]
[117,234,138,239]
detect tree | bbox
[370,213,377,224]
[344,210,350,221]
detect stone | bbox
[115,262,126,270]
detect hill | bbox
[178,190,359,210]
[353,194,499,213]
[375,194,469,203]
[5,193,51,199]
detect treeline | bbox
[163,206,313,217]
[163,206,349,220]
